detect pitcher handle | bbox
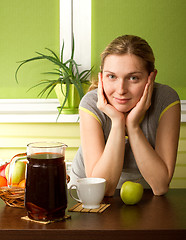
[69,185,82,203]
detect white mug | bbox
[69,178,106,209]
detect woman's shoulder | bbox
[153,83,180,101]
[150,82,180,122]
[81,88,98,102]
[79,88,108,126]
[152,83,180,107]
[79,88,98,109]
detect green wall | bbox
[1,0,186,99]
[0,0,59,98]
[91,0,186,99]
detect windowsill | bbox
[0,99,185,123]
[0,99,79,123]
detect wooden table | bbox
[0,189,186,240]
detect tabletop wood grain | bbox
[0,189,186,240]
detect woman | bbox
[70,35,180,196]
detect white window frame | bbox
[60,0,91,72]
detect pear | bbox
[11,161,26,184]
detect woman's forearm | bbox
[89,119,126,196]
[128,126,169,195]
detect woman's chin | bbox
[110,100,134,113]
[114,105,131,113]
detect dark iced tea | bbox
[25,153,67,221]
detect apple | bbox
[0,162,8,178]
[11,161,26,184]
[120,181,144,205]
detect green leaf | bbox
[60,40,65,63]
[71,76,84,99]
[71,59,80,80]
[70,36,75,60]
[56,79,70,120]
[42,71,61,76]
[37,81,57,98]
[35,52,60,65]
[27,80,58,94]
[45,83,57,98]
[69,36,75,72]
[45,48,59,61]
[79,68,92,82]
[15,56,44,83]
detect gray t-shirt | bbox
[70,83,180,188]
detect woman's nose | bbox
[117,78,127,94]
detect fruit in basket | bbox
[5,161,26,185]
[18,179,26,188]
[0,176,7,187]
[11,161,26,184]
[0,163,8,178]
[120,181,144,205]
[5,163,10,179]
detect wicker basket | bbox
[0,186,25,208]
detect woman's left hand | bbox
[126,71,156,130]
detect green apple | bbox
[11,161,26,184]
[120,181,144,205]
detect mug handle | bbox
[69,185,82,203]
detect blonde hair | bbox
[89,35,155,91]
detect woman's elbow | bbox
[104,182,117,197]
[152,184,169,196]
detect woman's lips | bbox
[114,97,131,104]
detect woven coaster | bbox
[21,215,71,224]
[68,203,111,213]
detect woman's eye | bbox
[129,76,138,81]
[108,74,116,79]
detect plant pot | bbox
[55,83,89,114]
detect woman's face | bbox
[102,54,149,113]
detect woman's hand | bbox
[126,71,156,130]
[97,73,125,123]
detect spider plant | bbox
[15,38,92,119]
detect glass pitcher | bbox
[25,142,68,221]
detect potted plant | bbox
[15,38,92,119]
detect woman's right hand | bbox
[97,73,125,123]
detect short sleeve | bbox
[79,89,107,126]
[151,83,180,122]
